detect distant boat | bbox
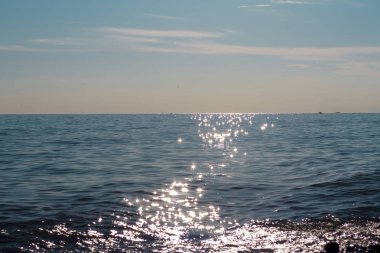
[318,112,323,114]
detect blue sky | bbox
[1,0,380,113]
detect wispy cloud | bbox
[5,27,380,62]
[256,4,272,8]
[2,26,380,78]
[270,0,321,5]
[97,27,380,77]
[4,28,380,62]
[140,13,186,21]
[1,37,92,53]
[238,4,272,9]
[99,27,222,39]
[0,36,90,53]
[275,0,309,4]
[123,36,380,62]
[0,45,31,51]
[28,37,86,46]
[239,0,331,10]
[105,35,160,44]
[288,63,310,69]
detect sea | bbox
[0,113,379,252]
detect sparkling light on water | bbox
[9,114,380,253]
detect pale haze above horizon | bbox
[1,0,380,114]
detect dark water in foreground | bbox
[0,114,379,252]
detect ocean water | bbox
[0,113,379,252]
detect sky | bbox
[1,0,380,113]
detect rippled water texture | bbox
[0,114,379,252]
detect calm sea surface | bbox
[0,114,379,252]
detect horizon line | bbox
[0,112,378,115]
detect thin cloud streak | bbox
[0,45,32,52]
[97,27,380,63]
[100,27,222,39]
[256,4,272,8]
[0,44,100,53]
[3,27,380,79]
[123,34,380,78]
[288,63,310,69]
[106,35,160,44]
[139,39,380,62]
[28,37,86,46]
[270,0,322,5]
[141,13,186,21]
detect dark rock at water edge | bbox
[324,241,339,253]
[321,242,380,253]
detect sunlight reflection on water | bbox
[96,113,281,251]
[6,113,379,252]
